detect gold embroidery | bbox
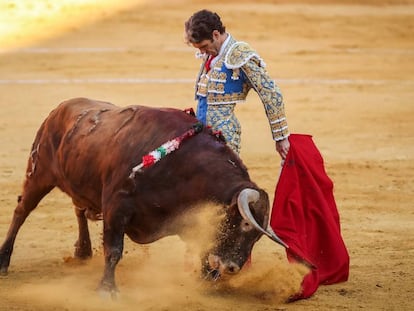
[206,104,241,154]
[196,74,209,97]
[225,42,257,69]
[232,68,240,80]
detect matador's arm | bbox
[225,42,289,141]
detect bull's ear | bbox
[226,191,241,217]
[230,191,239,208]
[255,189,270,225]
[250,189,269,213]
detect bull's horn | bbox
[237,189,289,249]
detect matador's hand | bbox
[275,138,290,160]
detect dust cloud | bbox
[6,204,303,310]
[222,258,308,304]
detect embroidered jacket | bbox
[195,35,289,142]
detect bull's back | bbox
[35,98,196,201]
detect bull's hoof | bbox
[0,267,8,276]
[74,250,93,260]
[74,241,92,259]
[97,282,119,300]
[0,255,9,276]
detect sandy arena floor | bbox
[0,0,413,310]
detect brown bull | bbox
[0,98,285,295]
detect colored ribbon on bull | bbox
[129,122,203,178]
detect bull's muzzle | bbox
[206,254,241,280]
[208,254,240,274]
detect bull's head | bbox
[201,188,287,281]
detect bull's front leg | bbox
[98,210,126,298]
[1,184,53,274]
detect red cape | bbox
[270,134,349,300]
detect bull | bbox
[0,98,286,295]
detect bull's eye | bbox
[240,220,253,232]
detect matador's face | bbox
[191,30,222,57]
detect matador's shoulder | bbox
[224,41,265,69]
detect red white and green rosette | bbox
[129,123,203,178]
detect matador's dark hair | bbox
[184,9,226,44]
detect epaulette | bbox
[224,41,265,69]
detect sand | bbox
[0,0,413,310]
